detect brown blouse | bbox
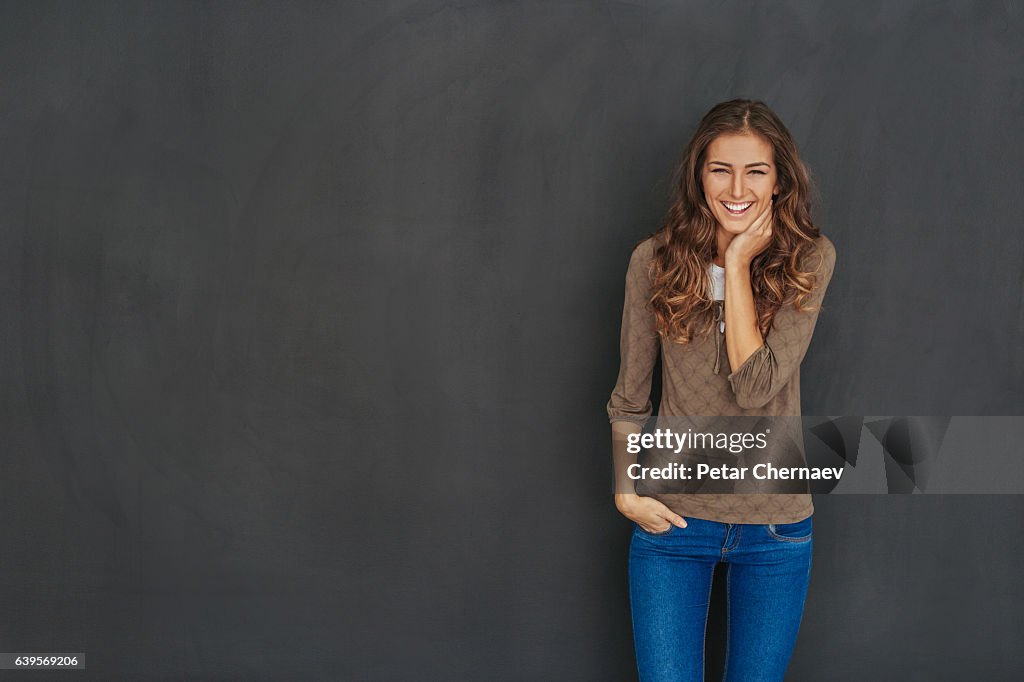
[607,233,837,523]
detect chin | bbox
[716,217,751,234]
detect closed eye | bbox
[711,168,767,175]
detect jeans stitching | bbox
[721,523,742,554]
[766,521,812,543]
[700,566,714,682]
[723,562,732,681]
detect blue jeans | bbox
[629,514,813,681]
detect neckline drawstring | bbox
[713,300,724,375]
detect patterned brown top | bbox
[607,233,837,523]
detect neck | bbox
[714,228,733,267]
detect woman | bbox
[606,99,837,681]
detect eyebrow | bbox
[708,161,772,168]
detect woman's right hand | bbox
[615,493,687,534]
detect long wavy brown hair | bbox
[644,99,824,344]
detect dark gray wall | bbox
[2,1,1022,679]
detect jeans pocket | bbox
[635,522,674,537]
[766,515,813,543]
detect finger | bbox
[750,201,770,223]
[648,501,686,529]
[747,204,772,233]
[655,509,687,529]
[668,514,687,528]
[643,514,673,533]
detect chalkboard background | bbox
[2,1,1022,679]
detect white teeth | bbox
[723,201,753,211]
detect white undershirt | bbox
[710,263,726,332]
[710,263,725,300]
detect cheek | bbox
[703,176,725,199]
[704,192,722,212]
[752,181,772,200]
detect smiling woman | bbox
[704,134,778,237]
[607,99,836,682]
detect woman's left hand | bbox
[725,201,774,265]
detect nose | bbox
[730,172,746,199]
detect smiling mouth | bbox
[721,201,754,216]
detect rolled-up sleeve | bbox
[727,236,837,410]
[607,239,659,424]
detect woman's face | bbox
[701,132,780,235]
